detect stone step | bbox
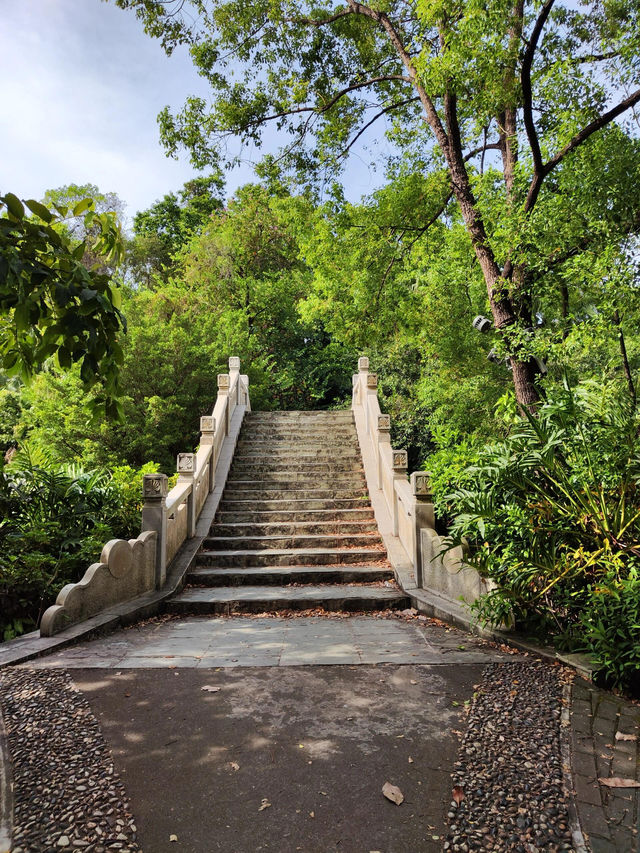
[165,584,409,615]
[231,461,363,474]
[218,497,373,512]
[241,422,355,431]
[196,547,387,568]
[204,532,382,551]
[210,520,378,536]
[215,508,376,523]
[226,473,366,488]
[187,565,393,586]
[225,474,366,488]
[244,411,353,420]
[233,449,361,459]
[222,488,369,502]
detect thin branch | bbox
[292,8,352,26]
[338,96,420,156]
[237,75,412,133]
[463,141,502,162]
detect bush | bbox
[0,447,157,640]
[440,379,640,691]
[580,569,640,693]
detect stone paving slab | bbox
[570,678,640,853]
[24,615,512,669]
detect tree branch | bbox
[339,96,420,156]
[521,0,555,177]
[464,141,502,162]
[292,8,352,26]
[544,87,640,174]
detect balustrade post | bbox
[356,356,369,423]
[218,373,230,435]
[391,450,408,537]
[200,416,216,493]
[410,472,435,588]
[177,453,197,538]
[366,371,378,438]
[377,414,391,490]
[240,375,250,408]
[141,473,168,588]
[229,356,241,406]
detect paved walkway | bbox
[26,614,507,669]
[1,614,640,852]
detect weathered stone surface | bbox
[40,532,157,637]
[167,410,404,615]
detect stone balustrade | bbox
[351,356,490,606]
[40,357,251,637]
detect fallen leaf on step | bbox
[452,786,465,805]
[229,761,240,771]
[410,680,417,685]
[615,732,637,742]
[599,777,640,788]
[309,811,315,818]
[169,835,178,842]
[258,798,272,811]
[408,757,414,764]
[201,685,221,693]
[382,782,404,805]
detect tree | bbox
[111,0,640,409]
[43,183,126,274]
[128,172,224,282]
[0,192,125,418]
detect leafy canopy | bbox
[0,192,125,419]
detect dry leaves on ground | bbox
[452,786,465,805]
[201,685,221,693]
[258,798,272,811]
[615,732,637,742]
[382,782,404,805]
[598,777,640,788]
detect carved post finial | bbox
[229,356,241,371]
[217,373,230,391]
[358,356,369,372]
[177,452,196,475]
[366,373,378,389]
[377,414,390,432]
[392,449,408,471]
[411,471,433,499]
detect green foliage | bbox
[580,570,640,693]
[0,447,156,640]
[0,192,126,419]
[128,173,224,282]
[442,380,640,689]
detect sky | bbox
[0,0,385,226]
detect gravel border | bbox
[0,668,139,852]
[446,661,577,852]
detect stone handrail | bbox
[40,356,250,636]
[351,356,433,583]
[352,356,490,606]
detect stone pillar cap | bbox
[143,473,168,499]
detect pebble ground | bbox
[446,661,576,852]
[0,668,139,852]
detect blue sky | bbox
[1,0,385,225]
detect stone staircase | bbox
[166,410,410,614]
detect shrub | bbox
[0,447,157,640]
[440,379,640,691]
